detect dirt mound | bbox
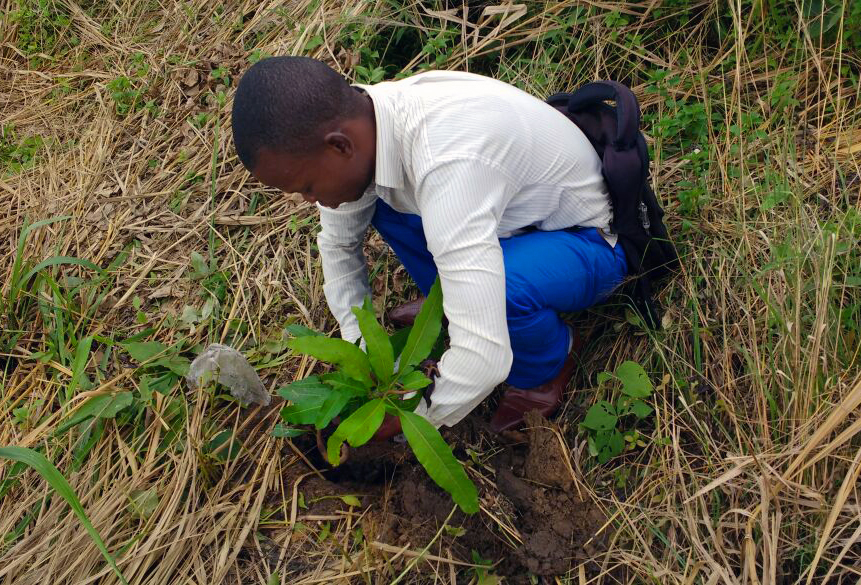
[494,411,606,576]
[278,411,607,579]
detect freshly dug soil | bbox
[493,411,607,576]
[271,411,607,580]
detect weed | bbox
[0,126,44,175]
[579,361,655,463]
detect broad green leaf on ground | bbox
[205,430,242,462]
[326,398,386,465]
[0,446,129,585]
[151,354,190,376]
[128,488,158,520]
[271,423,307,438]
[315,390,353,429]
[616,361,653,398]
[56,392,134,434]
[399,369,433,390]
[352,306,394,384]
[284,324,324,338]
[398,410,478,514]
[122,341,167,363]
[288,336,372,385]
[340,494,361,507]
[399,277,444,369]
[581,400,617,431]
[629,399,653,419]
[589,429,625,463]
[277,376,332,405]
[322,372,369,395]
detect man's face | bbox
[251,136,373,209]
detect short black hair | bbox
[231,56,359,170]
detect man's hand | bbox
[372,414,402,441]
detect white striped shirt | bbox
[317,71,613,427]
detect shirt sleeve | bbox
[414,159,516,427]
[316,189,378,342]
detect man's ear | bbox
[323,131,353,157]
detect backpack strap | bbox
[548,82,677,329]
[555,81,640,149]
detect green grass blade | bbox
[398,277,443,369]
[0,446,129,584]
[351,305,394,384]
[398,410,478,514]
[19,256,104,286]
[66,336,93,402]
[9,216,72,303]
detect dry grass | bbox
[1,0,860,583]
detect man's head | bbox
[231,56,375,208]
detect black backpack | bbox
[547,81,678,328]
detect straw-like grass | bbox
[1,0,860,583]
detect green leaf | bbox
[629,399,653,419]
[281,404,322,425]
[326,399,386,465]
[352,306,394,384]
[340,494,361,507]
[205,430,242,462]
[128,488,158,520]
[56,392,134,434]
[18,256,103,289]
[581,401,617,431]
[10,216,72,305]
[399,410,478,514]
[151,354,190,376]
[321,372,369,395]
[398,277,444,369]
[277,376,333,405]
[389,326,412,359]
[122,341,167,363]
[66,336,93,400]
[288,336,372,386]
[284,324,323,338]
[399,369,433,390]
[314,390,352,430]
[0,446,129,585]
[271,423,307,438]
[593,429,624,463]
[616,361,653,398]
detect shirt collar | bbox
[354,83,403,190]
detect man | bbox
[231,57,628,436]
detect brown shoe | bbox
[489,329,583,433]
[387,297,426,327]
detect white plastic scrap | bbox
[186,343,271,406]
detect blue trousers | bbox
[372,200,628,387]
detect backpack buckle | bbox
[639,202,650,229]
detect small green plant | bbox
[278,277,479,514]
[1,125,44,175]
[579,361,655,463]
